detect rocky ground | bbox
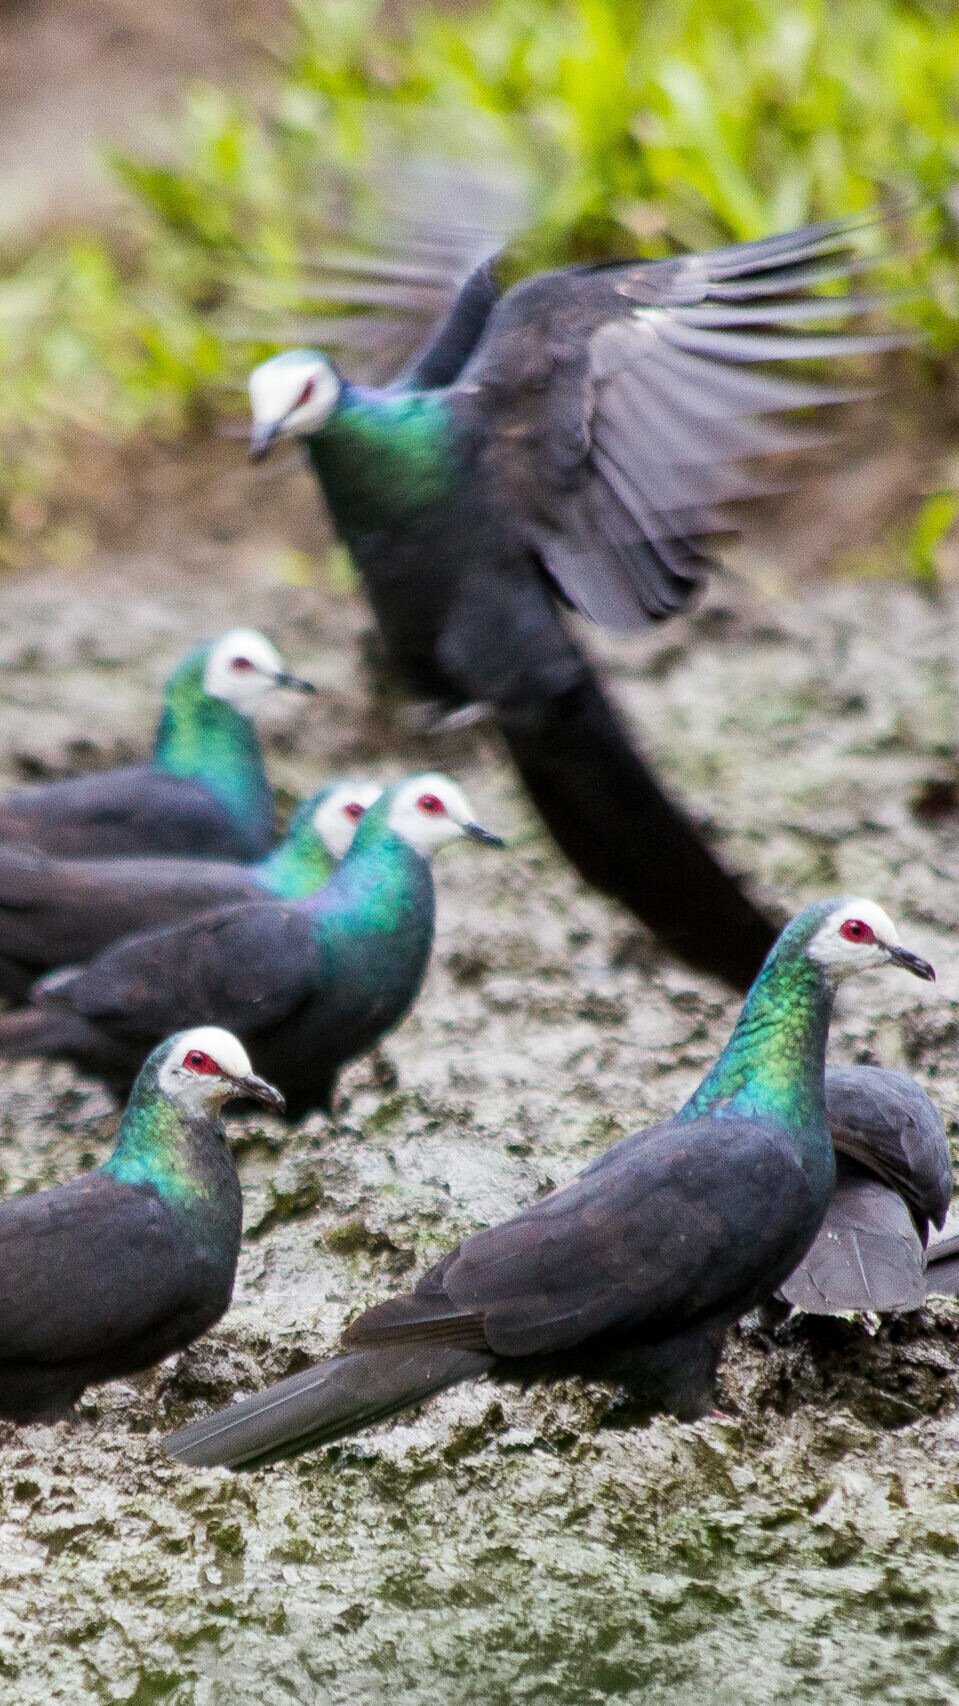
[0,480,957,1701]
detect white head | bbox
[312,781,382,859]
[156,1027,285,1114]
[249,350,342,456]
[202,629,315,712]
[384,773,504,858]
[806,898,935,986]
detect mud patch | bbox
[0,538,958,1702]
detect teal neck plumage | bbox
[252,793,336,899]
[151,647,273,844]
[102,1075,216,1211]
[305,384,458,531]
[678,902,836,1165]
[301,788,434,964]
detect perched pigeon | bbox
[780,1066,952,1315]
[166,897,935,1470]
[0,780,380,1000]
[0,1026,283,1422]
[247,215,905,991]
[0,775,502,1119]
[0,629,315,861]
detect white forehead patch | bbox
[157,1026,254,1098]
[312,781,382,860]
[386,773,477,855]
[808,897,901,981]
[203,629,285,710]
[248,350,340,435]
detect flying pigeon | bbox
[246,214,905,990]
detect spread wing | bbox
[451,215,906,629]
[0,1174,186,1363]
[0,844,259,970]
[40,900,323,1045]
[825,1065,952,1233]
[344,1114,817,1358]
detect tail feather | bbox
[166,1344,494,1470]
[499,672,777,991]
[924,1220,959,1299]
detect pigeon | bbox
[246,215,905,991]
[0,1025,283,1423]
[165,897,935,1470]
[0,629,315,861]
[0,780,381,1000]
[779,1065,952,1315]
[0,775,502,1119]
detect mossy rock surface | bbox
[0,547,958,1704]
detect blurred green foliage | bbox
[2,0,959,560]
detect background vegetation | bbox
[2,0,959,560]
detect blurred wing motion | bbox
[276,156,530,383]
[449,215,909,629]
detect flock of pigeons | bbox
[0,209,954,1474]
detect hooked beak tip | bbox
[888,944,936,982]
[229,1073,286,1112]
[463,822,505,848]
[249,423,281,463]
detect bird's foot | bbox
[431,702,494,735]
[401,700,494,737]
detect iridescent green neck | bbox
[102,1079,214,1208]
[302,792,434,957]
[151,647,273,843]
[679,902,835,1144]
[306,385,458,530]
[253,797,335,898]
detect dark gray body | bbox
[0,764,269,862]
[299,217,899,991]
[0,842,267,999]
[169,1107,832,1468]
[0,1121,241,1422]
[780,1066,952,1315]
[0,857,437,1121]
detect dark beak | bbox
[249,421,282,462]
[463,822,504,847]
[225,1072,286,1111]
[887,944,936,982]
[272,671,318,695]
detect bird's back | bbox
[0,764,264,860]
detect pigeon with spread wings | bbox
[247,215,906,990]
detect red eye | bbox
[295,379,315,409]
[343,801,365,823]
[839,919,876,945]
[417,793,445,816]
[184,1050,221,1075]
[231,656,254,673]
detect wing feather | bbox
[454,213,909,628]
